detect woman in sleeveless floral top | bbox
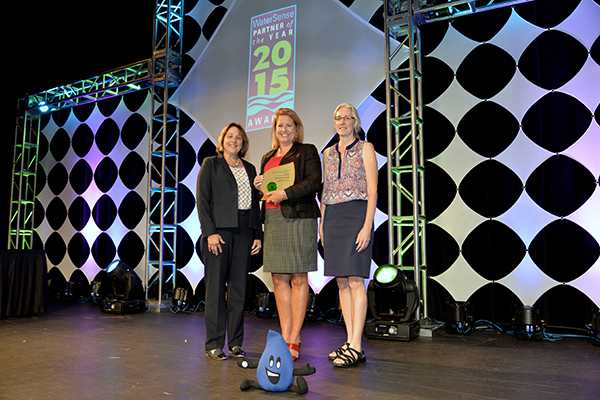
[320,103,378,368]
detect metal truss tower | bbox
[9,106,41,250]
[145,0,184,310]
[384,0,532,326]
[384,0,428,321]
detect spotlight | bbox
[100,260,146,314]
[591,309,600,347]
[106,260,145,300]
[39,101,49,113]
[364,265,420,341]
[171,287,191,312]
[512,305,544,340]
[256,292,275,318]
[90,281,102,303]
[89,271,112,303]
[445,301,473,335]
[63,279,88,300]
[305,292,321,322]
[64,280,74,298]
[332,294,343,324]
[368,265,419,322]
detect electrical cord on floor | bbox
[170,301,204,314]
[474,319,504,333]
[541,330,562,342]
[420,322,445,329]
[470,320,599,344]
[322,307,343,324]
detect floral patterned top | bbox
[322,139,368,205]
[229,164,252,210]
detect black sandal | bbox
[328,342,350,361]
[333,347,366,368]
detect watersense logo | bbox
[246,5,297,132]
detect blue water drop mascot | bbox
[238,330,316,394]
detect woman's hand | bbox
[207,234,225,255]
[355,225,372,253]
[253,175,263,190]
[266,190,287,205]
[251,240,262,255]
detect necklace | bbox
[277,146,290,157]
[226,157,240,167]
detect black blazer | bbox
[259,142,322,221]
[197,155,262,240]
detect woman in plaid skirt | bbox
[254,108,322,361]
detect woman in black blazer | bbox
[253,108,321,361]
[197,122,262,361]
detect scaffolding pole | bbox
[145,0,183,310]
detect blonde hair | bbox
[334,103,362,139]
[216,122,249,158]
[270,108,305,149]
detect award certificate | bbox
[262,162,295,200]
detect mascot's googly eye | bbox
[276,358,281,369]
[269,355,275,368]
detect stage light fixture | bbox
[256,292,275,318]
[61,278,88,300]
[90,281,102,303]
[445,301,473,335]
[512,305,544,340]
[364,264,420,341]
[39,101,49,113]
[100,260,146,314]
[591,309,600,347]
[328,294,344,324]
[305,292,321,322]
[172,287,191,310]
[64,280,74,298]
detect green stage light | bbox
[365,265,420,341]
[374,265,399,285]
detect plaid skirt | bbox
[263,209,318,273]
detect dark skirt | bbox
[323,201,373,278]
[263,209,318,274]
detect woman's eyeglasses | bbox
[334,116,355,121]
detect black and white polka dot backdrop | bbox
[421,0,600,327]
[36,93,151,289]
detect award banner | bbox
[261,162,295,200]
[246,5,297,132]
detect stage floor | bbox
[1,302,598,400]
